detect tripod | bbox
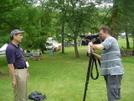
[83,53,100,101]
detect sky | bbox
[35,0,113,7]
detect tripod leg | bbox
[83,57,93,101]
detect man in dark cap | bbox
[6,29,29,101]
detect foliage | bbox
[0,0,134,51]
[0,0,52,52]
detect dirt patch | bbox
[121,51,132,57]
[0,71,9,79]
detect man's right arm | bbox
[89,42,105,50]
[8,64,16,87]
[91,52,101,60]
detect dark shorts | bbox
[104,74,123,101]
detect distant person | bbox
[130,49,134,57]
[6,29,29,101]
[120,46,126,56]
[89,26,124,101]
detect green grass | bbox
[0,39,134,101]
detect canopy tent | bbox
[0,43,8,54]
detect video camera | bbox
[80,34,101,46]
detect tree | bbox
[46,0,100,58]
[66,0,100,58]
[119,0,134,48]
[0,0,37,45]
[96,0,134,50]
[21,3,53,53]
[0,0,26,45]
[0,0,53,53]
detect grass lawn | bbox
[0,38,134,101]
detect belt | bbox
[15,67,27,69]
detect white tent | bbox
[46,37,61,49]
[0,43,8,54]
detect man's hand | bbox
[12,79,16,87]
[27,73,30,78]
[89,41,93,47]
[89,42,95,54]
[90,47,94,54]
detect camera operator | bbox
[89,26,124,101]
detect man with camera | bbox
[89,26,124,101]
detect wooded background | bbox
[0,0,134,57]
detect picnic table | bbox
[24,53,42,61]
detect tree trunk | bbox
[74,36,80,58]
[132,29,134,48]
[61,22,65,53]
[125,27,130,49]
[111,0,120,40]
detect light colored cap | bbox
[10,29,24,37]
